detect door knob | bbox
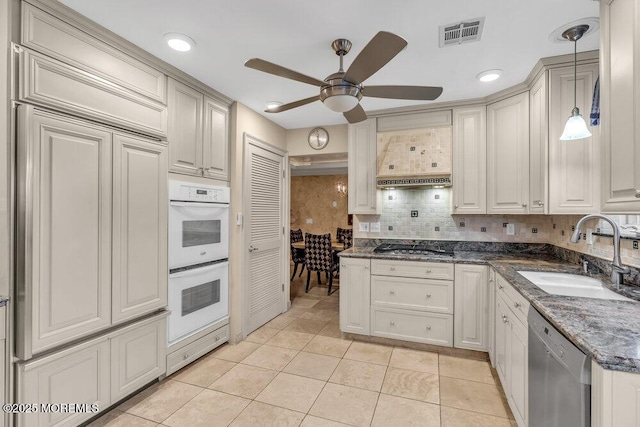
[248,245,259,252]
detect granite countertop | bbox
[340,247,640,373]
[0,296,8,307]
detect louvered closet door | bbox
[245,136,285,334]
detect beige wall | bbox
[229,102,287,343]
[290,174,350,239]
[286,124,348,156]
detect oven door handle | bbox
[170,201,229,209]
[170,261,229,278]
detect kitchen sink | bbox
[517,271,632,301]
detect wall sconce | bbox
[336,181,348,197]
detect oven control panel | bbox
[169,180,231,204]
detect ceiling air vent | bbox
[439,17,485,47]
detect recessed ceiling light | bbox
[265,101,283,111]
[476,69,502,82]
[164,33,195,52]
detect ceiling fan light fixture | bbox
[164,33,195,52]
[320,84,362,112]
[476,69,502,82]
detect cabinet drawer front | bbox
[17,338,110,427]
[22,3,166,103]
[166,324,229,376]
[371,276,453,313]
[371,308,453,346]
[19,49,168,139]
[371,259,454,280]
[110,315,167,402]
[0,306,5,340]
[496,274,529,325]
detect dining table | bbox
[291,239,344,252]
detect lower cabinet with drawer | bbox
[166,323,229,376]
[369,259,454,346]
[493,270,529,427]
[16,312,168,427]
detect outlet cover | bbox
[411,210,418,217]
[506,223,515,235]
[586,228,594,244]
[634,241,639,250]
[370,222,381,233]
[306,218,313,224]
[359,222,370,232]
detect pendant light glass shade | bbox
[560,108,592,140]
[560,25,592,141]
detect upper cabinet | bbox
[167,78,230,181]
[548,62,600,214]
[529,73,548,214]
[487,92,531,214]
[601,0,640,212]
[348,118,378,214]
[452,106,487,214]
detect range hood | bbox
[376,126,453,188]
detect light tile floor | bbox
[88,274,516,427]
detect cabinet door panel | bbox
[529,73,548,214]
[111,315,166,401]
[168,78,203,175]
[487,92,530,214]
[17,107,111,359]
[112,133,168,324]
[17,338,110,427]
[549,64,600,213]
[509,317,528,427]
[202,97,229,181]
[348,119,378,214]
[454,264,488,351]
[494,296,510,389]
[452,107,487,214]
[339,258,371,335]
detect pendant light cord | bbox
[573,37,577,112]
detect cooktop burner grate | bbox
[373,244,454,256]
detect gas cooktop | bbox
[373,244,454,256]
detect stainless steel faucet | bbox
[570,214,630,285]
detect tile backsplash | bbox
[354,188,640,268]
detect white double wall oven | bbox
[168,180,230,346]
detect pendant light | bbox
[559,25,592,141]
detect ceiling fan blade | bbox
[245,58,327,87]
[343,31,408,85]
[343,104,367,124]
[264,96,320,113]
[364,85,443,101]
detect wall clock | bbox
[308,127,329,150]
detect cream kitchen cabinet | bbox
[16,313,167,427]
[452,106,487,214]
[16,107,112,359]
[548,62,600,214]
[528,72,548,214]
[16,106,168,360]
[592,361,640,427]
[0,305,5,427]
[487,92,530,214]
[348,118,378,214]
[339,257,371,335]
[112,133,168,324]
[494,272,529,427]
[453,264,489,351]
[600,0,640,213]
[488,268,496,366]
[370,259,454,346]
[167,78,229,181]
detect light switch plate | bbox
[586,228,593,244]
[359,222,370,232]
[306,218,313,224]
[506,223,515,235]
[370,222,381,233]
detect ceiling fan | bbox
[244,31,443,124]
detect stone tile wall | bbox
[354,188,640,268]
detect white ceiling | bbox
[58,0,600,130]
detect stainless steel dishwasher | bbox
[528,307,591,427]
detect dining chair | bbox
[304,232,338,295]
[342,229,353,249]
[336,227,347,243]
[290,228,305,280]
